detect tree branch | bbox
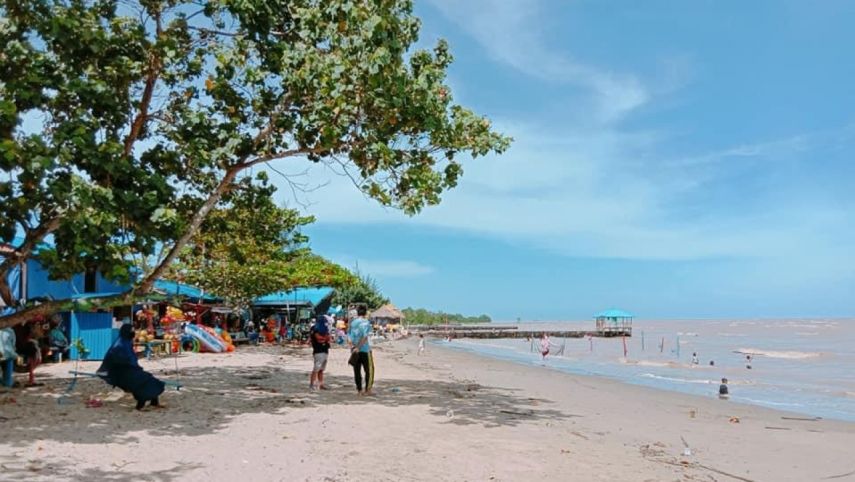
[123,7,163,157]
[0,214,62,305]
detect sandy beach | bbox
[1,338,853,482]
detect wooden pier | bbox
[411,326,631,339]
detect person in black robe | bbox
[97,324,165,410]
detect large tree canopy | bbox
[169,172,356,309]
[0,0,510,328]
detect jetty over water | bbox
[410,325,631,339]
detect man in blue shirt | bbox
[348,306,374,395]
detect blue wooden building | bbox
[1,237,130,360]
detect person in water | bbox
[719,378,729,399]
[691,352,699,365]
[745,354,753,369]
[97,324,165,410]
[540,333,550,360]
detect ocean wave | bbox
[738,397,804,408]
[625,360,683,369]
[736,348,822,360]
[639,373,713,384]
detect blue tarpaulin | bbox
[253,287,334,307]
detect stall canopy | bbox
[253,287,334,307]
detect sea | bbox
[436,318,855,422]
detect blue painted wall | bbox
[26,259,129,301]
[64,311,117,361]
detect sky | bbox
[270,0,855,321]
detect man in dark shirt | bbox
[309,316,331,390]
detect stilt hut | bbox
[594,309,633,336]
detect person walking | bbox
[309,316,331,390]
[417,334,426,356]
[348,306,374,395]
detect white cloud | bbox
[424,0,649,122]
[267,119,854,271]
[323,254,435,278]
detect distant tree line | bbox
[402,308,491,325]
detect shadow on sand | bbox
[0,346,575,479]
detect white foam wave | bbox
[739,397,804,408]
[639,373,713,384]
[736,349,821,360]
[625,360,683,369]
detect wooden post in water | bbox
[660,336,665,353]
[641,331,645,351]
[622,334,628,358]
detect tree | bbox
[0,0,511,328]
[167,172,356,309]
[331,270,388,311]
[401,307,491,325]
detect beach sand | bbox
[1,339,853,481]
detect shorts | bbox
[313,352,328,371]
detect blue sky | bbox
[273,0,855,320]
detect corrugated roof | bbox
[253,287,334,306]
[153,279,220,302]
[71,291,124,300]
[595,309,634,318]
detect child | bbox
[718,378,729,399]
[417,334,425,356]
[309,317,331,390]
[14,322,42,386]
[691,352,699,365]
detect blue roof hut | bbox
[594,309,633,336]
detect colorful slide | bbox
[184,324,228,353]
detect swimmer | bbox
[718,378,729,399]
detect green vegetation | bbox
[0,0,510,328]
[402,308,491,325]
[332,271,389,311]
[168,173,357,309]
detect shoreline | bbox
[0,339,853,481]
[435,337,855,422]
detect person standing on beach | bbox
[746,354,753,370]
[418,334,426,356]
[309,316,331,390]
[348,306,374,395]
[691,352,699,365]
